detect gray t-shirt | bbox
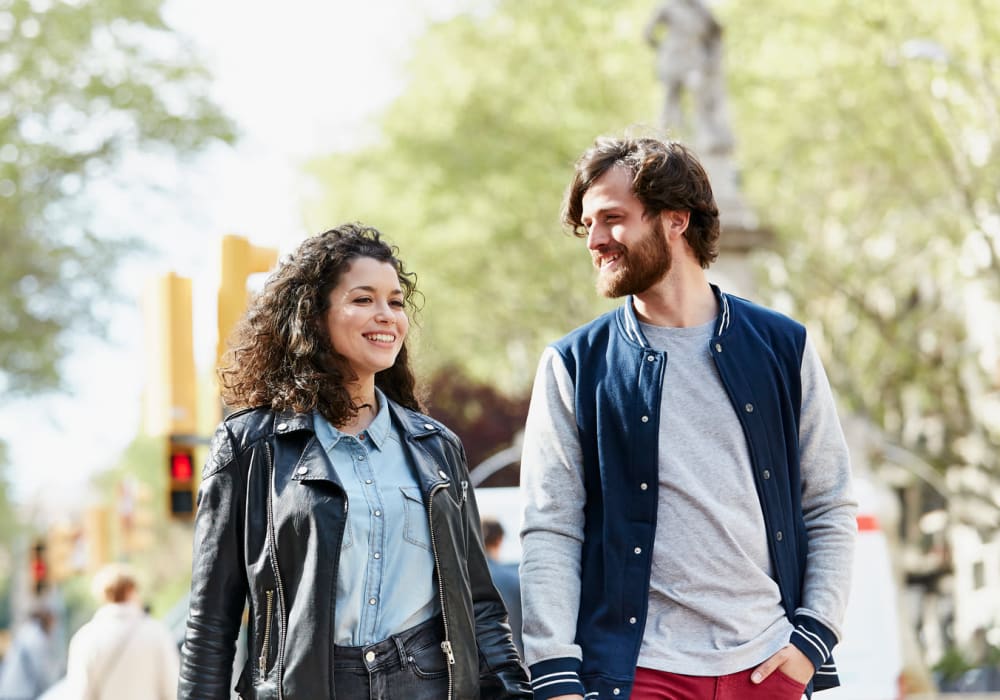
[637,320,792,674]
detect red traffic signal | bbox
[30,541,48,594]
[168,441,197,519]
[170,452,194,481]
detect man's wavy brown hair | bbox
[562,135,720,269]
[219,223,421,425]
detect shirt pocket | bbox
[400,486,432,552]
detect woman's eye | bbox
[353,296,372,304]
[390,299,405,308]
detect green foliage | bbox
[306,0,655,391]
[935,645,975,682]
[0,0,235,396]
[722,0,1000,515]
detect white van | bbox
[821,477,905,699]
[475,477,906,700]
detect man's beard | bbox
[596,217,672,298]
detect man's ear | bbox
[661,209,691,239]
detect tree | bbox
[305,0,655,391]
[720,0,1000,531]
[0,0,234,397]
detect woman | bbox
[178,223,530,700]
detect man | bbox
[519,135,856,700]
[64,563,179,700]
[482,517,525,656]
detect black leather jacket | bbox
[178,400,531,700]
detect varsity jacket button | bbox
[641,416,649,423]
[629,617,637,624]
[613,689,621,695]
[640,482,648,490]
[763,470,771,480]
[776,531,784,541]
[633,547,641,555]
[744,403,754,413]
[715,343,722,352]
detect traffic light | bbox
[217,235,278,373]
[168,439,197,519]
[142,272,197,437]
[30,540,48,594]
[47,521,82,582]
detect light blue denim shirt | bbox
[313,390,439,646]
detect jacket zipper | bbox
[264,443,287,700]
[427,481,454,700]
[258,589,274,681]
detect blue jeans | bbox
[333,617,450,699]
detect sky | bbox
[2,0,473,506]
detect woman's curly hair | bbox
[219,223,421,425]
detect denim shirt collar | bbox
[313,388,391,452]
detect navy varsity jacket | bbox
[524,286,848,699]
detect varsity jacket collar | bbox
[615,283,732,348]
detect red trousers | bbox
[630,665,807,700]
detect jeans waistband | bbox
[333,616,444,671]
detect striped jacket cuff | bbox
[790,613,838,671]
[529,657,585,700]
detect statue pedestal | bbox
[701,154,772,299]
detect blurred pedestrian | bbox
[63,563,178,700]
[178,223,529,699]
[0,605,58,700]
[519,134,857,700]
[481,517,524,657]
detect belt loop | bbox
[392,633,409,669]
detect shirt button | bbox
[365,479,373,485]
[763,470,771,480]
[629,617,637,624]
[613,689,621,696]
[424,423,434,430]
[374,510,381,517]
[640,482,648,491]
[776,531,784,541]
[438,470,448,480]
[359,433,366,441]
[646,355,655,362]
[357,453,366,461]
[373,553,380,559]
[365,650,376,663]
[745,403,754,413]
[634,547,641,555]
[296,467,308,476]
[369,598,377,605]
[640,416,649,423]
[277,422,288,432]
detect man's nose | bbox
[587,224,608,251]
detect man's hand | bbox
[750,644,814,685]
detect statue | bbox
[645,0,735,156]
[645,0,768,268]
